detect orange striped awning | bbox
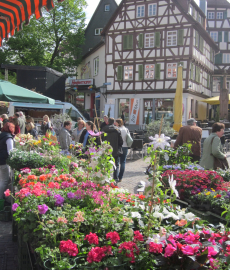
[0,0,65,46]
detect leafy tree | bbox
[0,0,86,75]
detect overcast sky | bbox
[84,0,201,25]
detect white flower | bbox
[184,212,196,221]
[152,212,164,221]
[164,212,179,220]
[146,234,166,245]
[131,212,141,219]
[149,134,170,150]
[168,175,179,198]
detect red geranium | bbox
[118,241,140,263]
[59,240,78,256]
[84,232,99,245]
[149,242,163,254]
[87,246,107,263]
[106,231,120,244]
[134,231,144,242]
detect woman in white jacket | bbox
[115,119,129,182]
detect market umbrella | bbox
[0,80,55,104]
[173,65,183,132]
[201,95,230,105]
[0,0,65,46]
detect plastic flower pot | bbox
[44,258,76,270]
[0,199,4,211]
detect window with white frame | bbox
[137,5,145,18]
[93,57,99,76]
[148,4,157,16]
[95,28,102,35]
[208,12,215,19]
[145,33,154,48]
[210,32,218,42]
[223,53,230,63]
[189,5,192,15]
[167,63,177,78]
[145,64,154,79]
[167,31,177,46]
[105,4,110,11]
[217,12,223,19]
[124,66,133,80]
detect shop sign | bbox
[130,98,140,125]
[69,79,93,86]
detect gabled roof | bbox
[207,0,230,8]
[102,0,219,51]
[82,0,118,56]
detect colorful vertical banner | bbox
[130,98,140,125]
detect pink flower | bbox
[209,258,219,269]
[85,232,99,245]
[59,240,78,257]
[164,244,176,257]
[181,245,199,256]
[134,231,144,242]
[149,242,162,254]
[106,232,120,244]
[4,189,10,197]
[57,217,68,224]
[207,246,218,258]
[87,247,106,263]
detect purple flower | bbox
[12,203,19,211]
[54,194,65,206]
[38,204,49,214]
[67,192,75,199]
[47,190,52,197]
[25,192,31,197]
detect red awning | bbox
[0,0,64,46]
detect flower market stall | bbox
[4,129,230,270]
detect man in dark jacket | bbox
[102,118,123,182]
[100,115,109,130]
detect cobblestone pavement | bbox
[117,155,151,193]
[0,220,17,270]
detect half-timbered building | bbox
[206,0,230,96]
[102,0,219,127]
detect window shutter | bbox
[177,29,184,46]
[195,31,198,47]
[117,66,123,81]
[215,53,222,64]
[128,35,133,49]
[155,32,160,47]
[199,37,204,53]
[224,10,227,19]
[195,66,198,82]
[224,31,228,42]
[155,64,161,80]
[138,65,144,80]
[138,34,143,49]
[190,63,193,80]
[218,31,222,42]
[123,35,128,50]
[198,68,200,83]
[207,74,210,88]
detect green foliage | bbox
[0,0,87,75]
[146,120,175,138]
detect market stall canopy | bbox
[201,95,230,105]
[0,80,55,104]
[0,0,65,46]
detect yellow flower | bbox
[206,192,210,196]
[213,195,217,198]
[67,155,72,159]
[198,193,201,195]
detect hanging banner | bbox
[130,98,140,125]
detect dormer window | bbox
[95,28,102,35]
[105,5,110,11]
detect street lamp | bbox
[100,86,107,103]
